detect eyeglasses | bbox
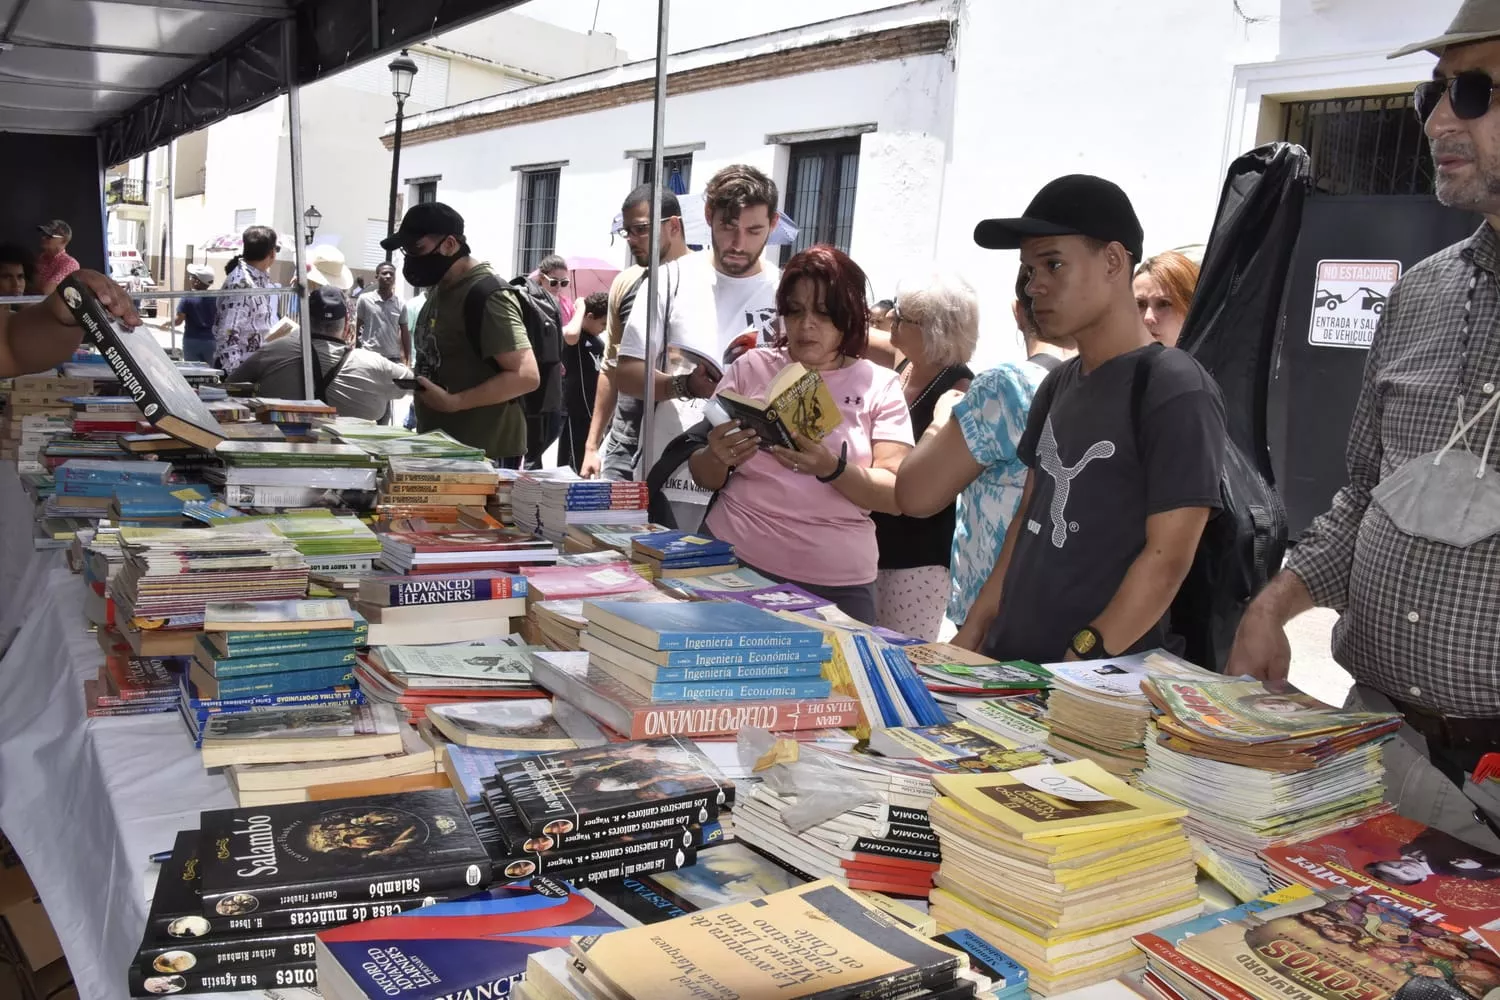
[614,216,681,239]
[1415,71,1500,123]
[547,277,570,288]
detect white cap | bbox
[186,264,215,285]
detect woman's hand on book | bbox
[770,432,837,479]
[706,419,758,468]
[52,270,140,329]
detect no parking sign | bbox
[1308,259,1402,350]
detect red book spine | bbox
[1134,935,1261,1000]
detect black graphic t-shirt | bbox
[981,344,1226,662]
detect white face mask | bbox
[1371,390,1500,548]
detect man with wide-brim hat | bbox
[1230,0,1500,851]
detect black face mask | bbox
[402,244,460,287]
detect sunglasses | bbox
[547,277,570,288]
[1415,70,1500,123]
[614,216,681,239]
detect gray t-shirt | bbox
[981,344,1226,662]
[356,291,404,359]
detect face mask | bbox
[1371,391,1500,547]
[402,244,459,287]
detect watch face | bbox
[1072,629,1098,655]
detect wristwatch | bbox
[670,373,693,400]
[1069,626,1107,659]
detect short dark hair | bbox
[1014,264,1038,333]
[1082,235,1135,268]
[0,243,32,281]
[537,254,566,274]
[870,299,895,316]
[775,244,869,359]
[375,262,396,276]
[583,291,609,319]
[622,184,682,218]
[705,164,778,223]
[242,225,278,262]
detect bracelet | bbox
[816,442,849,483]
[670,373,692,400]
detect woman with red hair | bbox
[1133,250,1200,348]
[689,245,914,623]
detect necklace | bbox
[908,365,953,412]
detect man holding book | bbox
[0,268,138,377]
[614,165,782,505]
[381,203,540,465]
[952,175,1227,665]
[1229,2,1500,851]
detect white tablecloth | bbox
[0,466,314,1000]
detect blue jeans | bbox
[182,336,215,364]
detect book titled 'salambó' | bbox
[197,790,491,917]
[495,737,731,839]
[57,274,226,451]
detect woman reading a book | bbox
[688,245,914,623]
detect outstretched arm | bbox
[0,270,140,378]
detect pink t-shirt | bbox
[704,348,914,586]
[35,251,79,290]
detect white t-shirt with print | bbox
[618,251,780,505]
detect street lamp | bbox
[303,204,322,245]
[385,49,419,263]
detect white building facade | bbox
[390,0,1461,371]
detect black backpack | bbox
[460,274,562,416]
[1130,345,1288,672]
[645,421,717,532]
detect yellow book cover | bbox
[568,879,966,1000]
[717,362,842,448]
[932,759,1187,841]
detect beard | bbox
[713,238,768,276]
[1432,140,1500,212]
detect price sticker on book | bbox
[586,569,631,586]
[1010,763,1116,802]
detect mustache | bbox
[1432,139,1476,159]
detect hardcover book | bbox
[56,275,225,451]
[495,737,731,838]
[197,790,492,916]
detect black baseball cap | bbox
[974,175,1144,262]
[380,202,465,252]
[38,219,71,240]
[309,286,347,323]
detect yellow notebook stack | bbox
[926,759,1202,996]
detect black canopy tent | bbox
[0,0,680,420]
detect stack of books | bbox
[523,561,655,605]
[0,373,93,468]
[128,790,491,995]
[110,482,213,527]
[210,441,381,512]
[476,737,728,887]
[85,649,181,717]
[561,880,969,1000]
[1138,675,1403,897]
[579,599,835,705]
[629,530,737,578]
[510,470,650,543]
[377,528,558,575]
[199,700,404,771]
[375,456,498,521]
[950,696,1053,747]
[927,760,1202,994]
[238,512,384,574]
[527,589,678,651]
[224,723,443,807]
[48,457,171,521]
[188,599,364,704]
[109,526,310,657]
[904,646,1051,703]
[249,396,337,437]
[357,642,547,717]
[354,569,527,646]
[1042,651,1216,775]
[426,698,602,751]
[561,521,670,555]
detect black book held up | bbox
[197,789,491,916]
[57,273,225,451]
[495,737,731,840]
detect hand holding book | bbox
[770,431,841,479]
[705,419,759,468]
[50,269,141,330]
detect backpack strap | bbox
[315,345,352,398]
[462,274,507,373]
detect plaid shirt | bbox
[1287,223,1500,717]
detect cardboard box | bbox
[2,896,63,971]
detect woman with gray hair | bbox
[870,269,976,639]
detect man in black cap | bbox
[952,175,1226,664]
[381,203,539,464]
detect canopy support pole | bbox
[165,138,176,356]
[639,0,670,478]
[284,20,313,400]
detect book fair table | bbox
[0,471,308,999]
